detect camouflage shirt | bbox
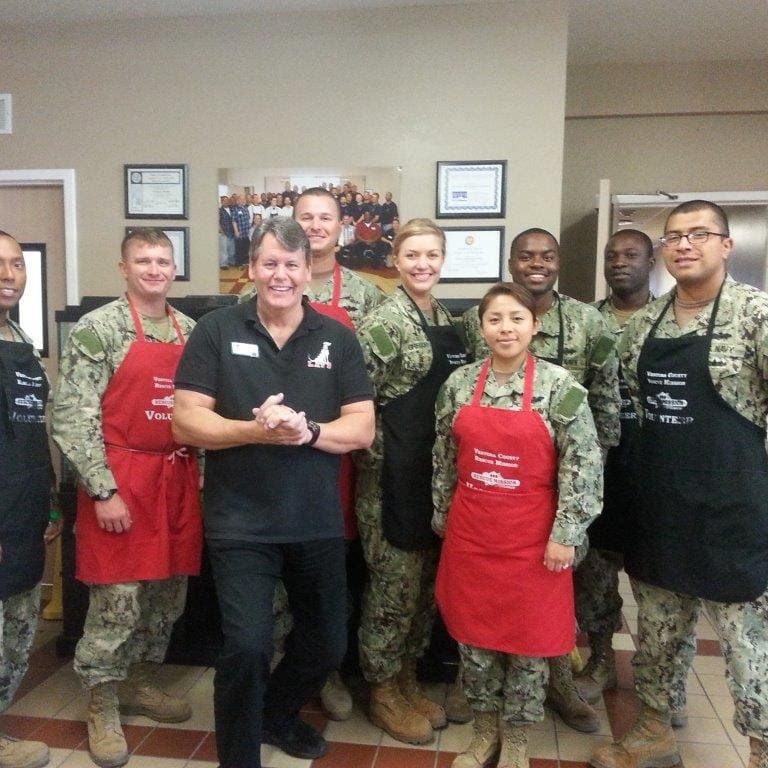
[619,276,768,430]
[354,287,459,470]
[432,359,602,545]
[462,293,620,450]
[52,296,195,496]
[239,265,384,328]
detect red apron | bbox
[309,262,358,539]
[436,355,575,656]
[76,296,202,584]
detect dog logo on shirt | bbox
[307,341,332,369]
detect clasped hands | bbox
[252,393,312,445]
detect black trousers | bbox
[208,537,347,768]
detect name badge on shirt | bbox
[231,342,259,358]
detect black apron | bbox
[625,288,768,602]
[381,292,467,550]
[0,336,51,601]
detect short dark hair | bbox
[509,227,559,257]
[607,228,654,259]
[478,282,537,321]
[250,217,311,265]
[294,187,342,219]
[665,200,730,236]
[121,229,173,260]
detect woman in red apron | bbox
[433,283,602,768]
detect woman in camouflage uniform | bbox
[433,283,602,768]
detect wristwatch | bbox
[305,420,321,447]
[88,488,117,502]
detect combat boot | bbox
[748,737,768,768]
[575,633,618,704]
[397,659,447,729]
[498,721,529,768]
[546,654,600,733]
[320,671,353,721]
[87,682,129,768]
[445,679,473,723]
[451,710,498,768]
[369,677,433,744]
[0,734,50,768]
[588,703,680,768]
[118,663,192,723]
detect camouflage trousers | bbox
[0,584,41,712]
[632,578,768,739]
[459,643,548,724]
[74,576,187,688]
[574,547,624,637]
[356,467,439,683]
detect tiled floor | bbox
[4,574,751,767]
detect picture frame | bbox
[11,243,48,356]
[124,163,188,219]
[440,226,504,283]
[436,160,506,219]
[125,226,190,281]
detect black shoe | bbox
[262,716,328,759]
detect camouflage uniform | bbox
[432,358,603,722]
[620,277,768,739]
[0,584,41,711]
[354,289,455,683]
[52,297,195,687]
[461,294,620,452]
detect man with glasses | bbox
[589,200,768,768]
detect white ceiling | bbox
[2,0,768,65]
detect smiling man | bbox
[589,201,768,768]
[53,229,202,768]
[172,217,374,768]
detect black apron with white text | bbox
[381,294,467,550]
[626,290,768,602]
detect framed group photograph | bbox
[125,164,188,219]
[125,226,189,281]
[441,226,504,283]
[436,160,506,219]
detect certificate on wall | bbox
[125,164,188,219]
[436,161,506,219]
[441,227,504,283]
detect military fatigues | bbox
[52,297,195,687]
[355,290,455,683]
[432,359,602,723]
[620,277,768,740]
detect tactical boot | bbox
[748,737,768,768]
[451,710,499,768]
[320,671,353,721]
[0,734,50,768]
[397,659,447,729]
[546,654,600,733]
[589,703,680,768]
[369,678,433,744]
[575,633,618,704]
[87,683,129,768]
[498,721,529,768]
[445,679,473,723]
[118,663,192,723]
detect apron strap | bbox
[331,262,342,308]
[471,358,492,406]
[125,293,185,344]
[522,353,535,411]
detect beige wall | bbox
[0,1,568,304]
[560,61,768,300]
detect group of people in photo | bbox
[1,190,767,768]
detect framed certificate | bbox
[125,227,190,281]
[441,226,504,283]
[124,164,188,219]
[436,160,506,219]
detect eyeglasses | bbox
[659,231,727,247]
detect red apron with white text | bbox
[309,262,358,539]
[436,355,575,656]
[76,296,202,583]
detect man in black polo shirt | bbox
[172,218,375,768]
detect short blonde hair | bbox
[392,218,445,256]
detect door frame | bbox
[0,169,78,303]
